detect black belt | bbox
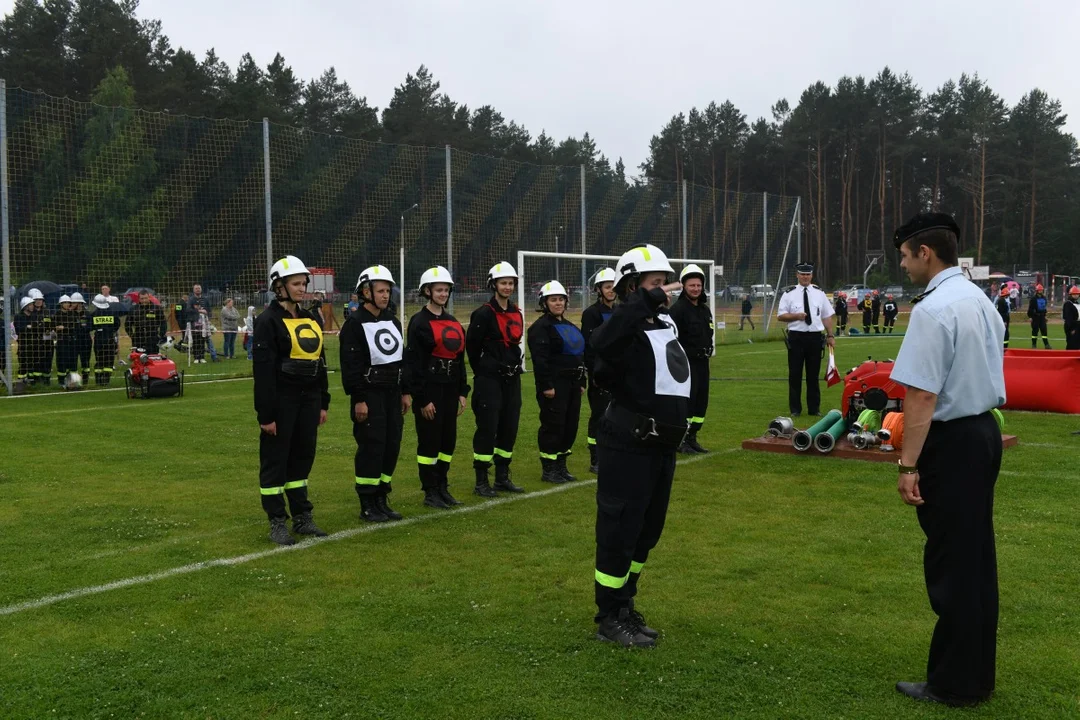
[558,366,586,380]
[604,403,688,447]
[364,366,400,385]
[690,348,712,360]
[428,358,459,376]
[281,359,320,377]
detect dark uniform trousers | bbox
[537,372,582,461]
[916,411,1001,699]
[259,387,319,521]
[93,335,116,385]
[594,435,675,619]
[56,339,77,382]
[688,357,710,431]
[862,309,872,334]
[471,374,521,469]
[77,336,92,374]
[353,386,403,498]
[1067,329,1080,350]
[16,336,32,381]
[1030,316,1050,347]
[585,382,611,448]
[787,330,823,414]
[415,382,460,491]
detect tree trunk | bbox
[976,140,986,264]
[1028,171,1037,268]
[878,130,887,254]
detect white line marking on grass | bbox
[0,451,726,616]
[0,375,254,401]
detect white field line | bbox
[0,374,256,401]
[0,450,731,617]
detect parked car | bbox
[750,284,775,299]
[719,284,746,301]
[883,285,904,300]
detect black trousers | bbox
[39,339,54,381]
[17,339,33,380]
[77,339,92,373]
[586,381,611,448]
[872,309,881,332]
[93,335,116,385]
[1066,328,1080,350]
[688,357,710,431]
[884,315,897,332]
[862,311,872,333]
[414,382,460,491]
[594,443,675,619]
[915,412,1001,699]
[192,332,206,361]
[471,374,522,469]
[787,331,823,415]
[56,340,77,380]
[537,373,582,460]
[837,313,847,333]
[1030,316,1050,347]
[259,388,320,521]
[352,386,403,498]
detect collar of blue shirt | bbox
[925,266,962,293]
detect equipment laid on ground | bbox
[766,417,795,438]
[813,415,850,454]
[124,349,184,399]
[792,410,843,452]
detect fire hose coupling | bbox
[791,410,843,452]
[767,417,795,438]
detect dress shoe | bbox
[895,681,986,708]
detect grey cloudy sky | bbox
[11,0,1080,174]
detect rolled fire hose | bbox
[878,412,905,451]
[814,415,849,453]
[792,409,843,452]
[767,417,796,438]
[856,408,882,433]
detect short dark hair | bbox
[901,229,958,266]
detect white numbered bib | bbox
[646,321,691,397]
[363,320,403,365]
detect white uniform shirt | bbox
[777,284,835,332]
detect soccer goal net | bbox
[516,250,717,371]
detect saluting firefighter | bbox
[860,292,873,334]
[833,291,849,335]
[777,263,836,417]
[253,255,330,546]
[340,265,407,523]
[590,243,690,648]
[89,294,121,386]
[126,290,167,352]
[994,287,1011,350]
[13,297,35,385]
[669,264,713,454]
[1063,285,1080,350]
[527,280,586,484]
[403,266,470,509]
[1027,283,1051,348]
[466,262,526,498]
[581,268,618,474]
[883,294,899,334]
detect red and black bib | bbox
[489,304,524,347]
[430,318,465,359]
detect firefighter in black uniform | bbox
[581,268,617,474]
[89,294,121,386]
[254,255,330,545]
[340,265,407,523]
[527,280,586,484]
[126,290,167,352]
[871,289,882,333]
[69,293,93,379]
[1028,283,1051,348]
[994,287,1011,350]
[833,292,849,335]
[590,243,690,648]
[1063,285,1080,350]
[860,293,873,334]
[14,297,35,385]
[404,265,470,509]
[466,261,526,498]
[883,294,899,334]
[54,295,78,387]
[669,264,713,454]
[27,289,55,385]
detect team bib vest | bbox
[362,320,404,365]
[429,319,466,359]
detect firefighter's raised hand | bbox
[421,402,436,421]
[354,401,369,424]
[260,421,277,436]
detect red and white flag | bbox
[825,348,842,388]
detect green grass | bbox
[1,336,1078,718]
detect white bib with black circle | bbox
[646,318,691,397]
[362,320,403,366]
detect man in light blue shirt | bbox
[889,213,1005,709]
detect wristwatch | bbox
[897,460,918,474]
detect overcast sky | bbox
[7,0,1080,173]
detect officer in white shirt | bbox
[889,213,1005,709]
[776,263,835,416]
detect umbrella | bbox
[1004,281,1020,291]
[17,280,62,297]
[125,290,161,305]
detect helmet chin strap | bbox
[276,279,302,305]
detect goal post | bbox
[517,249,717,371]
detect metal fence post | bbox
[445,144,453,313]
[580,164,587,310]
[761,192,768,329]
[681,179,688,260]
[1,79,11,394]
[262,118,272,275]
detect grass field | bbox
[1,334,1078,719]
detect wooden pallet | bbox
[741,434,1018,462]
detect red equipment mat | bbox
[741,434,1018,462]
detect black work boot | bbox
[686,429,709,454]
[269,518,296,546]
[541,458,565,484]
[589,446,599,474]
[376,493,402,520]
[626,600,660,639]
[596,608,655,648]
[557,456,578,483]
[359,495,389,523]
[473,465,497,498]
[439,486,462,506]
[424,489,450,509]
[493,465,524,493]
[677,438,695,454]
[292,512,328,537]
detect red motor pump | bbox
[124,349,184,399]
[841,358,906,421]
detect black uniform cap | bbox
[893,212,960,249]
[795,263,814,274]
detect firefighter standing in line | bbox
[1027,283,1051,348]
[833,292,849,335]
[89,294,121,386]
[581,268,618,474]
[1063,286,1080,350]
[403,266,470,509]
[590,243,690,648]
[669,264,713,454]
[69,293,93,378]
[860,293,873,334]
[13,297,35,385]
[126,290,167,352]
[340,265,407,523]
[28,289,55,385]
[871,289,882,333]
[994,287,1011,350]
[527,280,586,484]
[466,262,527,498]
[254,255,330,545]
[54,295,78,386]
[883,294,899,334]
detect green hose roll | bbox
[791,409,843,451]
[857,408,882,433]
[814,416,850,453]
[991,408,1005,432]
